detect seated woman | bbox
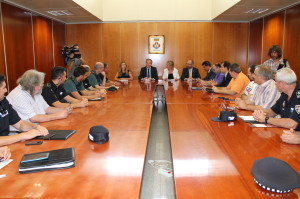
[162,60,180,80]
[114,62,133,81]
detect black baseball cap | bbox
[251,157,300,193]
[211,111,237,122]
[88,126,110,144]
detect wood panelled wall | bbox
[67,22,249,80]
[0,3,65,91]
[249,4,300,78]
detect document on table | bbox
[239,116,255,121]
[250,124,276,128]
[0,159,13,170]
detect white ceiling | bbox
[214,0,300,21]
[2,0,300,23]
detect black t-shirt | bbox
[117,70,130,78]
[168,74,174,79]
[271,82,300,130]
[42,81,68,105]
[0,98,21,136]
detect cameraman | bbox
[66,44,86,78]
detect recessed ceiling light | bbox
[46,10,73,16]
[244,8,269,14]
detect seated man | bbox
[88,62,108,88]
[7,70,71,123]
[201,63,224,86]
[181,59,201,80]
[202,61,216,81]
[82,65,108,92]
[42,66,89,108]
[63,66,104,100]
[253,68,300,130]
[240,65,258,102]
[235,65,280,111]
[138,59,159,81]
[215,61,232,87]
[212,63,250,96]
[99,63,120,86]
[0,74,48,146]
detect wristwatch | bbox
[265,117,269,124]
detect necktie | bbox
[147,68,150,78]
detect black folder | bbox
[34,130,76,140]
[19,148,75,174]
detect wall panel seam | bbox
[0,2,9,91]
[31,13,36,69]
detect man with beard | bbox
[42,66,89,108]
[63,66,104,100]
[7,70,71,123]
[0,74,48,145]
[263,45,290,73]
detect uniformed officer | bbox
[63,66,104,100]
[42,66,88,108]
[253,68,300,130]
[0,74,48,146]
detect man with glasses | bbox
[180,59,201,80]
[253,68,300,131]
[235,65,280,111]
[0,74,48,146]
[212,63,250,96]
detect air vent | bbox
[46,10,74,16]
[244,8,269,14]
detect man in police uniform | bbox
[63,66,104,100]
[42,66,88,108]
[253,68,300,130]
[0,74,48,146]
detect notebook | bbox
[19,148,75,174]
[34,130,76,140]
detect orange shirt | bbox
[226,72,250,96]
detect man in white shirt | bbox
[235,65,280,111]
[7,70,71,123]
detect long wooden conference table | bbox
[0,80,299,199]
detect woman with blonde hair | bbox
[114,62,133,81]
[162,60,180,80]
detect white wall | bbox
[73,0,239,21]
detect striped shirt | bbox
[263,58,291,73]
[252,79,280,109]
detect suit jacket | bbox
[202,68,216,81]
[138,66,158,80]
[216,72,232,87]
[181,67,201,80]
